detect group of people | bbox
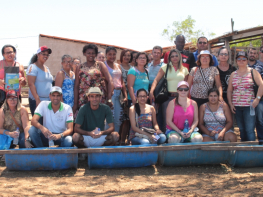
[0,34,263,151]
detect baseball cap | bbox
[50,86,62,94]
[6,90,18,98]
[37,46,52,54]
[236,51,248,59]
[86,87,102,96]
[198,50,213,58]
[177,81,189,88]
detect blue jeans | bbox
[112,89,122,133]
[8,132,25,148]
[235,106,256,141]
[256,100,263,140]
[28,126,73,147]
[131,133,166,145]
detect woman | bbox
[188,50,223,108]
[127,52,149,107]
[119,49,132,144]
[227,51,263,141]
[166,81,202,143]
[149,49,189,132]
[0,90,32,148]
[73,44,113,114]
[130,51,138,67]
[217,47,237,104]
[129,88,166,145]
[71,57,81,74]
[104,47,127,133]
[199,88,237,142]
[55,55,75,107]
[27,46,53,115]
[96,51,105,62]
[0,45,27,104]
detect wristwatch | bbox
[107,99,112,102]
[60,133,64,138]
[25,137,31,142]
[257,96,261,100]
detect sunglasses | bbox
[177,88,189,92]
[198,42,207,45]
[237,57,247,61]
[219,53,228,56]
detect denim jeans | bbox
[235,106,256,141]
[8,132,25,148]
[131,133,166,145]
[111,89,122,133]
[28,126,73,147]
[256,100,263,140]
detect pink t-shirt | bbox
[166,99,194,130]
[0,60,23,95]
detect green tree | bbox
[162,15,215,44]
[230,38,262,48]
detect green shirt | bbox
[75,102,113,132]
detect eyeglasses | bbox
[219,53,228,56]
[63,61,73,64]
[237,57,247,61]
[73,62,80,65]
[170,55,179,58]
[5,51,14,55]
[198,42,207,45]
[137,95,147,98]
[7,97,17,101]
[177,88,189,92]
[40,52,50,57]
[138,57,147,60]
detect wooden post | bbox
[208,43,211,52]
[225,39,231,64]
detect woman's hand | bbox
[219,96,224,103]
[106,101,113,109]
[19,77,26,85]
[209,130,217,137]
[0,79,6,87]
[123,97,128,106]
[229,103,236,114]
[36,98,41,108]
[25,141,34,148]
[8,131,19,138]
[252,99,259,108]
[156,129,162,134]
[72,104,78,114]
[149,92,155,103]
[132,98,136,106]
[217,131,225,141]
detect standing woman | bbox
[104,47,127,133]
[188,50,223,108]
[0,45,27,104]
[127,52,149,107]
[149,49,189,132]
[55,55,75,108]
[27,46,53,115]
[71,57,81,74]
[217,47,237,104]
[130,51,138,67]
[73,44,113,114]
[119,49,132,144]
[227,51,263,141]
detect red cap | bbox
[37,46,52,54]
[6,90,18,98]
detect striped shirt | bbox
[232,70,255,106]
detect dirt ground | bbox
[0,98,262,197]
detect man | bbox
[73,87,119,148]
[259,46,263,64]
[193,36,218,66]
[29,86,74,147]
[148,46,164,89]
[249,47,263,141]
[163,35,196,71]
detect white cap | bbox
[50,86,62,94]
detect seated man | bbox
[73,87,119,147]
[29,86,74,147]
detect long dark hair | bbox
[135,88,148,116]
[29,54,38,64]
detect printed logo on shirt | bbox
[68,113,73,117]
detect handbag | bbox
[0,134,13,150]
[134,112,155,142]
[251,69,263,101]
[154,64,169,104]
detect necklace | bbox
[61,69,73,79]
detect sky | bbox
[0,0,262,65]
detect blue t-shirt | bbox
[127,67,149,100]
[26,64,53,101]
[193,50,219,66]
[148,61,164,85]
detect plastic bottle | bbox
[183,119,189,133]
[250,100,255,116]
[94,127,101,134]
[49,134,54,147]
[13,127,20,145]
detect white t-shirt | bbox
[35,101,74,134]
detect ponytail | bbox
[29,54,38,65]
[174,94,181,106]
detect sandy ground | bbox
[0,97,262,197]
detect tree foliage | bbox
[162,15,215,44]
[230,38,262,48]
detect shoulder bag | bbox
[154,64,169,104]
